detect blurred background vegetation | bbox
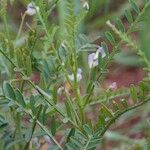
[0,0,150,149]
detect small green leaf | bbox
[66,143,77,150]
[8,100,16,107]
[129,0,140,14]
[87,119,93,129]
[15,49,23,68]
[105,31,115,45]
[52,87,57,104]
[16,107,24,112]
[101,103,113,118]
[76,131,87,140]
[130,85,138,103]
[25,129,32,142]
[98,52,105,68]
[30,95,36,115]
[66,128,75,143]
[3,82,16,100]
[139,81,150,96]
[0,122,8,129]
[65,101,72,119]
[116,18,125,33]
[83,124,93,135]
[70,137,83,148]
[87,138,101,150]
[15,90,26,108]
[42,105,48,124]
[120,99,128,108]
[98,114,105,128]
[25,56,32,76]
[101,42,109,55]
[112,101,120,112]
[51,116,56,136]
[39,77,47,90]
[125,9,133,24]
[91,67,97,81]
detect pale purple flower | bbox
[77,68,82,74]
[44,135,52,145]
[68,68,82,82]
[109,82,117,90]
[31,137,40,149]
[88,46,106,68]
[97,46,106,58]
[25,2,39,16]
[88,53,98,68]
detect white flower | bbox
[68,68,82,82]
[109,82,117,90]
[83,1,89,10]
[61,42,66,49]
[88,46,106,68]
[68,74,74,81]
[57,86,65,94]
[25,2,39,16]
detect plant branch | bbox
[0,48,81,130]
[100,96,150,137]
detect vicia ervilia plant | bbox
[0,0,150,149]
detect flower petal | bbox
[25,2,39,16]
[88,53,97,68]
[109,82,117,90]
[97,46,106,58]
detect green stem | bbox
[55,48,73,88]
[72,32,84,124]
[16,13,26,41]
[0,49,16,67]
[2,6,11,49]
[37,120,63,150]
[0,48,81,130]
[86,86,131,107]
[16,112,22,139]
[100,96,150,137]
[106,20,150,69]
[83,135,92,150]
[95,1,150,91]
[57,46,85,126]
[37,11,49,37]
[5,96,63,150]
[64,91,82,125]
[24,105,43,150]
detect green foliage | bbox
[0,0,150,149]
[66,126,102,150]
